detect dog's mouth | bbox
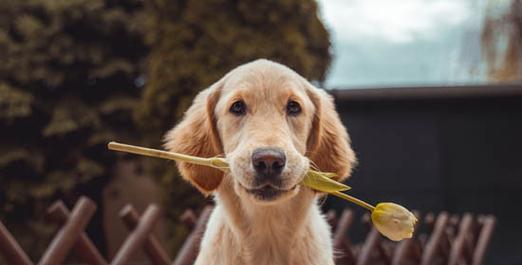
[241,183,297,201]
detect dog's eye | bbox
[286,100,301,116]
[230,100,246,115]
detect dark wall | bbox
[327,85,522,265]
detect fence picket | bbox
[0,197,497,265]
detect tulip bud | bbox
[107,141,418,242]
[371,202,417,241]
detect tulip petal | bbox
[370,202,417,241]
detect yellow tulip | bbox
[107,141,417,241]
[371,202,417,241]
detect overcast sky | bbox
[317,0,488,88]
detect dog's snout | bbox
[252,148,286,179]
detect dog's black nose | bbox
[252,148,286,179]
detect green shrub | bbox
[0,0,147,258]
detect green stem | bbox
[108,141,215,167]
[331,191,375,211]
[109,141,377,212]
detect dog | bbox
[165,59,356,265]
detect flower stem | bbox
[331,191,375,211]
[108,141,215,167]
[108,141,377,212]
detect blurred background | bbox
[0,0,520,264]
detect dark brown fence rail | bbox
[0,196,496,265]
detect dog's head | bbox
[165,59,356,204]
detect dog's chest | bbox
[199,234,331,265]
[195,210,335,265]
[243,236,332,265]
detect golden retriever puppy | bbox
[165,59,356,265]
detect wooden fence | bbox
[0,196,496,265]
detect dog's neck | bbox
[214,178,321,264]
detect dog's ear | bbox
[306,84,357,182]
[164,80,224,195]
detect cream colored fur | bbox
[165,59,356,265]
